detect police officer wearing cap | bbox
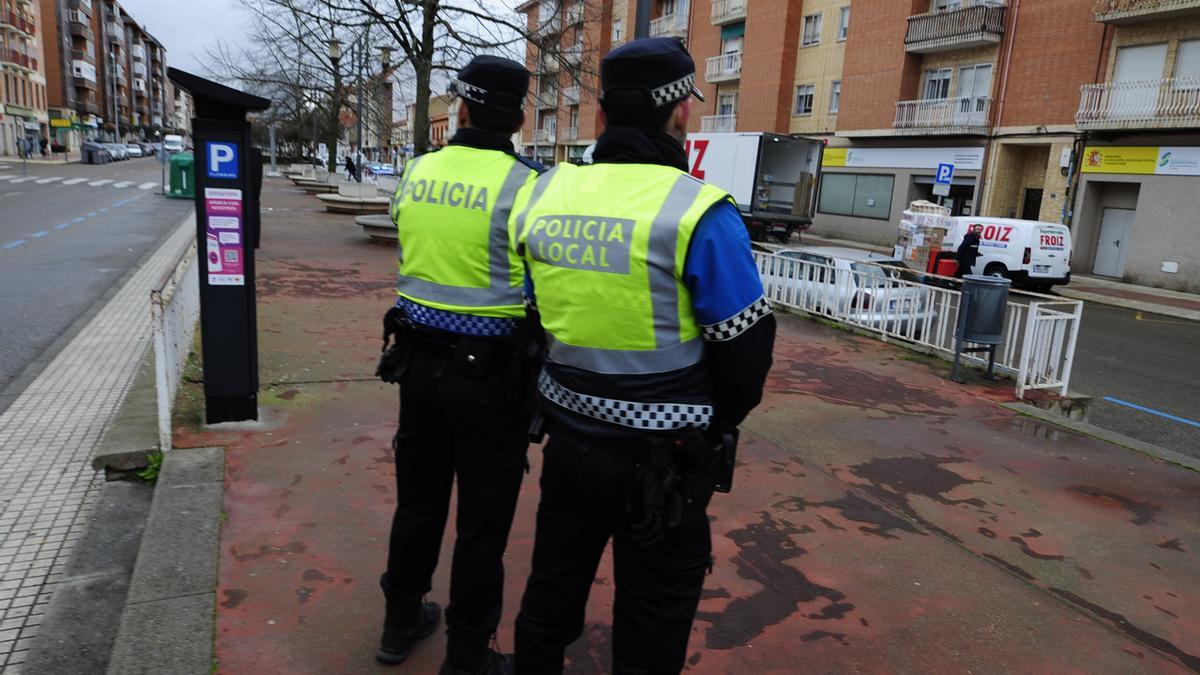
[376,55,542,674]
[510,38,776,673]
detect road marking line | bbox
[61,177,88,185]
[71,217,86,224]
[112,196,140,208]
[8,176,36,183]
[35,177,62,184]
[0,174,14,180]
[53,223,70,230]
[2,240,26,249]
[87,211,98,217]
[1134,311,1195,327]
[88,179,113,186]
[1,191,23,197]
[30,231,49,238]
[138,182,157,190]
[99,207,109,213]
[1103,396,1200,428]
[112,181,133,188]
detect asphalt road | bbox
[1069,303,1200,457]
[0,157,191,400]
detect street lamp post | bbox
[327,39,342,174]
[353,30,368,183]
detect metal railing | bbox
[700,114,737,132]
[1076,77,1200,129]
[68,20,93,40]
[151,241,199,453]
[1094,0,1200,21]
[535,88,559,109]
[1,11,37,36]
[905,2,1005,53]
[894,95,992,133]
[705,51,742,83]
[711,0,747,24]
[563,84,581,105]
[754,251,1082,397]
[649,12,688,38]
[0,48,35,71]
[562,126,579,142]
[533,128,556,143]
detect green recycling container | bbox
[167,152,195,199]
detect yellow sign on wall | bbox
[822,148,848,168]
[1080,146,1159,175]
[50,119,71,128]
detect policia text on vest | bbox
[524,215,634,273]
[398,176,492,211]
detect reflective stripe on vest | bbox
[393,150,532,315]
[515,163,729,375]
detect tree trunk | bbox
[412,0,438,156]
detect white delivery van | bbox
[685,132,824,243]
[946,217,1073,289]
[162,134,184,154]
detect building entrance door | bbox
[1094,207,1134,278]
[1021,188,1043,220]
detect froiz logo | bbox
[1160,151,1172,168]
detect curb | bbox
[105,447,225,675]
[1055,287,1200,322]
[1001,402,1200,473]
[92,346,159,473]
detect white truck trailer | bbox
[684,132,824,243]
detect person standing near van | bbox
[956,223,983,277]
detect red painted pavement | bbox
[173,180,1200,674]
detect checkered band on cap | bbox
[397,297,517,337]
[539,372,713,431]
[651,73,696,107]
[450,78,487,104]
[701,296,773,342]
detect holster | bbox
[376,307,415,384]
[507,305,546,416]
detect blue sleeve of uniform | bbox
[684,201,765,326]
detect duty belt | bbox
[538,371,713,431]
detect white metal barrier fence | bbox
[754,251,1082,397]
[151,240,200,452]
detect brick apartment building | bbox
[515,0,1200,291]
[34,0,171,151]
[1,0,49,156]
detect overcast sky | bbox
[117,0,249,78]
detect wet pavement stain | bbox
[232,541,308,563]
[296,586,314,604]
[258,259,394,298]
[1068,486,1161,526]
[1049,588,1200,671]
[768,357,956,414]
[799,630,849,646]
[302,569,334,582]
[776,492,922,540]
[278,389,299,401]
[697,512,853,650]
[1158,538,1186,553]
[978,527,997,539]
[1009,536,1065,561]
[220,588,248,609]
[849,454,987,510]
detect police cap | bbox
[450,55,530,112]
[600,37,704,114]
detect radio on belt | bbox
[168,68,271,423]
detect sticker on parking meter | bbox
[204,188,245,285]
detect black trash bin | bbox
[951,274,1011,381]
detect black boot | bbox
[377,574,442,665]
[438,650,513,675]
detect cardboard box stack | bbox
[894,200,950,273]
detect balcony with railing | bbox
[905,1,1006,54]
[538,12,562,36]
[711,0,746,25]
[106,23,123,42]
[1077,77,1200,129]
[563,84,581,105]
[535,88,559,109]
[1,11,37,36]
[562,126,579,142]
[72,48,95,64]
[132,44,145,61]
[0,48,36,71]
[76,99,100,115]
[649,12,688,39]
[894,96,992,134]
[700,114,736,132]
[1094,0,1200,22]
[70,0,93,13]
[705,51,742,83]
[539,52,560,72]
[533,127,556,143]
[566,2,584,24]
[69,20,93,41]
[563,43,582,65]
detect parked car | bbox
[364,162,396,177]
[125,143,144,158]
[763,246,938,336]
[163,134,184,154]
[80,141,112,164]
[104,143,128,160]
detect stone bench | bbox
[317,181,391,215]
[357,214,396,244]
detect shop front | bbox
[1074,144,1200,292]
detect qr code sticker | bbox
[224,250,240,263]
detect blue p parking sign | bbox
[936,162,955,185]
[207,142,239,180]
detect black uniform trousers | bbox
[514,429,714,675]
[385,337,529,668]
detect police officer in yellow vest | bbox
[510,39,776,673]
[377,55,542,674]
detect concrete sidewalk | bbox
[1058,274,1200,322]
[170,178,1199,673]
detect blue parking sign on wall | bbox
[207,142,239,180]
[936,162,954,185]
